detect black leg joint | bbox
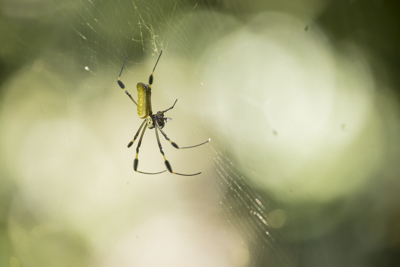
[172,142,179,149]
[149,74,153,85]
[165,160,172,173]
[118,80,125,89]
[127,141,133,148]
[134,158,138,171]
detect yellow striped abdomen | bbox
[137,82,152,119]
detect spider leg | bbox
[148,50,163,86]
[160,99,178,114]
[133,123,166,175]
[155,122,210,149]
[154,122,201,176]
[127,120,146,148]
[117,56,138,106]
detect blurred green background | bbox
[1,0,400,266]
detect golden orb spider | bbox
[117,50,210,176]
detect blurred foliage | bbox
[1,0,400,266]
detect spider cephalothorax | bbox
[147,111,171,130]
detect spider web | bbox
[63,0,291,265]
[72,1,287,265]
[2,0,293,265]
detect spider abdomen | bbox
[137,82,152,118]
